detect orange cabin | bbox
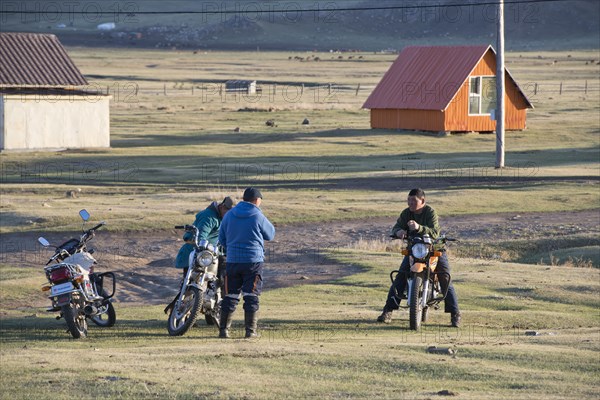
[363,45,533,133]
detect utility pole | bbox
[495,0,505,168]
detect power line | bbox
[0,0,573,15]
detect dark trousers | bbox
[221,262,263,313]
[385,253,459,314]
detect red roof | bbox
[0,32,88,87]
[363,45,532,110]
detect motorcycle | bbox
[38,209,116,338]
[390,233,455,331]
[165,224,222,336]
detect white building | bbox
[0,32,110,151]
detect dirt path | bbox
[1,210,597,307]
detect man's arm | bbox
[218,216,227,249]
[194,214,218,241]
[391,209,409,237]
[260,215,275,241]
[417,207,440,238]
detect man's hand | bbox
[393,230,407,239]
[407,220,420,232]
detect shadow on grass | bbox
[2,148,598,191]
[0,317,181,342]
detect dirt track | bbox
[1,210,597,308]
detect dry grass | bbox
[1,250,599,399]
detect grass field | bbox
[1,49,599,232]
[0,48,599,399]
[0,250,598,399]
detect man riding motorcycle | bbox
[377,188,461,327]
[175,196,235,284]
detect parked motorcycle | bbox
[39,209,116,338]
[390,233,455,330]
[165,225,222,336]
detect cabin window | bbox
[469,76,497,115]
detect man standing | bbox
[218,187,275,338]
[377,188,461,327]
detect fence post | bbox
[534,83,538,95]
[355,83,361,96]
[559,82,562,95]
[585,80,588,94]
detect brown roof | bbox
[363,45,532,110]
[0,32,87,87]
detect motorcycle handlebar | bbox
[175,225,196,231]
[89,222,105,231]
[389,234,457,243]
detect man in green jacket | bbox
[377,188,461,327]
[175,197,234,277]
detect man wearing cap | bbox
[218,187,276,338]
[376,188,461,327]
[174,196,235,280]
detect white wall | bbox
[0,98,4,150]
[0,94,110,150]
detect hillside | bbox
[1,0,599,50]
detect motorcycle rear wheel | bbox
[167,286,201,336]
[62,303,88,339]
[90,303,116,327]
[205,299,221,327]
[421,306,429,323]
[409,275,424,331]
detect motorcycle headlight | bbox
[411,243,429,259]
[196,251,214,268]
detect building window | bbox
[469,76,497,115]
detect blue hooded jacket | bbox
[218,201,275,263]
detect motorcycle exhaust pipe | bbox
[84,305,98,316]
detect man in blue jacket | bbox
[218,187,276,338]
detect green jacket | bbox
[175,202,222,268]
[391,205,440,239]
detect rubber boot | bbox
[219,310,233,339]
[376,306,393,323]
[244,311,258,338]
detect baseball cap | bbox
[220,196,235,209]
[243,187,263,201]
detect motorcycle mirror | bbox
[79,209,90,221]
[38,237,50,247]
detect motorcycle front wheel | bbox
[167,286,201,336]
[409,275,424,331]
[62,303,88,339]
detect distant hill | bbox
[2,0,598,50]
